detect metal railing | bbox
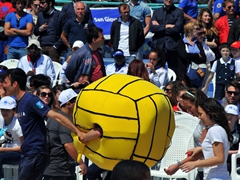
[55,1,208,10]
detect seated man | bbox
[17,39,56,83]
[106,49,128,75]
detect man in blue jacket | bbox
[65,26,106,84]
[150,0,184,72]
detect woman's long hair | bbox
[198,98,233,143]
[197,8,218,37]
[127,59,150,81]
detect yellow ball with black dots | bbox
[72,74,175,170]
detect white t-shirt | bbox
[0,116,22,148]
[202,124,230,180]
[118,21,130,56]
[17,54,56,82]
[105,63,129,76]
[149,67,168,87]
[211,58,240,74]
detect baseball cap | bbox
[225,104,239,115]
[113,50,124,57]
[231,41,240,49]
[72,40,84,49]
[0,96,17,110]
[59,89,78,107]
[27,39,42,50]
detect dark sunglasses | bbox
[164,88,172,93]
[40,92,52,97]
[33,4,40,7]
[227,91,240,96]
[227,5,235,10]
[198,31,206,36]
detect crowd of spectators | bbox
[1,0,240,179]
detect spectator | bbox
[0,65,8,99]
[177,21,206,88]
[0,96,23,179]
[178,0,198,22]
[34,0,67,63]
[111,160,151,180]
[110,3,144,63]
[224,104,240,174]
[127,59,150,81]
[52,84,67,110]
[36,85,54,107]
[65,27,106,84]
[128,0,151,60]
[197,8,219,59]
[61,1,95,56]
[4,0,33,59]
[227,12,240,45]
[106,49,128,75]
[165,88,208,180]
[220,82,240,110]
[60,40,84,85]
[163,81,176,109]
[175,86,188,112]
[145,47,168,87]
[215,0,237,44]
[61,0,92,22]
[3,68,85,180]
[43,88,87,179]
[202,43,240,100]
[210,0,239,21]
[28,0,40,41]
[231,41,240,61]
[17,39,56,83]
[28,74,51,94]
[0,0,15,62]
[180,98,232,180]
[150,0,184,73]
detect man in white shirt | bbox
[105,49,128,75]
[17,39,56,82]
[110,3,144,64]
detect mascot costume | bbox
[72,74,175,170]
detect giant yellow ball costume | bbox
[72,74,175,170]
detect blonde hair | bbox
[184,21,199,36]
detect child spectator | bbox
[202,43,240,100]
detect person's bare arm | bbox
[213,13,220,21]
[4,22,18,36]
[64,142,87,175]
[61,31,71,49]
[144,16,151,36]
[13,23,33,36]
[0,136,23,152]
[202,72,214,93]
[46,110,84,137]
[79,125,102,143]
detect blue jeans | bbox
[0,40,7,62]
[0,151,21,178]
[7,46,28,60]
[18,153,49,180]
